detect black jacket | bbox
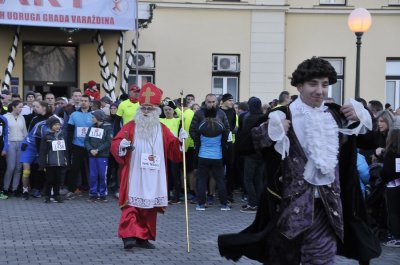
[189,107,230,160]
[84,122,113,158]
[39,131,68,168]
[235,111,265,155]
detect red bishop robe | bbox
[111,121,182,240]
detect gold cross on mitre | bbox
[142,86,155,104]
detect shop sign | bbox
[0,0,136,30]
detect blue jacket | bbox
[0,115,9,153]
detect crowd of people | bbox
[0,57,399,256]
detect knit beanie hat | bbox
[100,96,112,105]
[92,110,106,122]
[221,93,233,102]
[46,116,61,129]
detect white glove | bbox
[178,128,188,142]
[118,138,132,156]
[120,138,132,149]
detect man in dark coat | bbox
[218,57,381,265]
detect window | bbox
[212,54,240,101]
[386,59,400,109]
[322,57,344,104]
[212,77,239,101]
[319,0,346,5]
[128,51,155,89]
[388,0,400,6]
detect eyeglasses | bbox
[141,106,155,112]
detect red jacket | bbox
[84,88,100,101]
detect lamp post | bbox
[348,8,372,99]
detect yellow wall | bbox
[286,12,400,102]
[126,7,252,101]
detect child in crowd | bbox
[84,110,113,202]
[39,117,67,203]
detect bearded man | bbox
[111,83,186,250]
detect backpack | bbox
[198,117,225,137]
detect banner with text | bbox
[0,0,136,30]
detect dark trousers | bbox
[107,154,119,192]
[243,154,265,207]
[45,167,63,197]
[386,185,400,238]
[0,155,6,189]
[68,145,88,192]
[167,160,181,201]
[225,142,235,198]
[197,158,227,205]
[30,163,45,190]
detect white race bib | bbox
[89,128,104,139]
[227,131,233,142]
[396,158,400,173]
[52,140,66,151]
[141,153,161,170]
[0,126,2,136]
[76,127,89,138]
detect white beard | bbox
[135,107,161,140]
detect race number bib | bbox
[52,140,66,151]
[89,128,104,139]
[0,126,2,136]
[76,127,89,137]
[141,153,161,170]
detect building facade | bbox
[1,0,400,107]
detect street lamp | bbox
[348,8,372,98]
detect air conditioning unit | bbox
[216,55,238,71]
[132,53,154,69]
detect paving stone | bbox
[0,195,399,264]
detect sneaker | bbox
[196,204,206,211]
[114,192,119,199]
[31,189,41,198]
[22,191,29,200]
[99,196,108,203]
[170,199,181,204]
[44,196,51,203]
[220,205,231,211]
[240,205,257,214]
[53,196,63,203]
[65,192,76,200]
[383,239,400,248]
[0,191,8,200]
[87,196,97,202]
[59,188,69,196]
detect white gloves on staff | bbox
[178,128,188,142]
[119,138,133,156]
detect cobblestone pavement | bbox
[0,195,399,265]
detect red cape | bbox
[111,121,182,208]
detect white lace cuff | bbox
[339,98,372,135]
[268,110,290,160]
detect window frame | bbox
[385,58,400,109]
[319,0,347,6]
[322,57,345,105]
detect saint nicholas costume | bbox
[111,84,182,243]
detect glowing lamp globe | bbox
[348,8,372,33]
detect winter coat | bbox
[84,122,113,158]
[39,131,68,168]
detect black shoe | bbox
[122,237,136,250]
[136,239,156,249]
[53,196,63,203]
[44,196,51,203]
[99,196,108,202]
[22,191,29,200]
